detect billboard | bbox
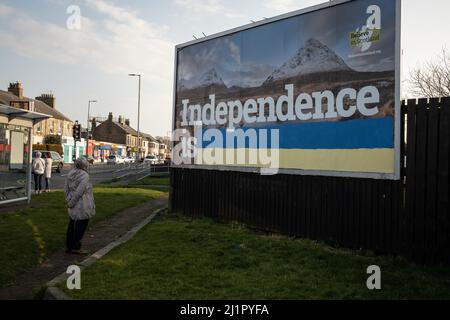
[172,0,401,180]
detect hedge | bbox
[33,144,63,156]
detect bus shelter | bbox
[0,104,51,205]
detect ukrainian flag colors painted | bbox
[195,117,395,174]
[195,148,394,174]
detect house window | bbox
[58,122,63,135]
[49,121,54,134]
[36,122,42,133]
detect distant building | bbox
[155,136,171,160]
[92,113,145,159]
[0,82,80,163]
[142,133,158,158]
[91,113,168,160]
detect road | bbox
[56,164,124,188]
[1,163,170,191]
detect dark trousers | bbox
[66,219,89,251]
[45,178,51,190]
[33,174,43,191]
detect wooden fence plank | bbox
[414,99,429,262]
[385,181,393,253]
[425,98,440,263]
[405,99,417,259]
[437,98,450,262]
[355,178,362,248]
[304,176,311,238]
[380,180,388,252]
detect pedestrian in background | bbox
[64,157,96,254]
[32,151,45,194]
[44,153,53,192]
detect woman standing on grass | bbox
[64,157,96,254]
[32,151,45,194]
[44,153,53,193]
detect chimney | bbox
[91,118,97,130]
[8,82,23,99]
[35,93,56,109]
[125,118,130,126]
[118,115,123,124]
[108,112,113,121]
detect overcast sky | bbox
[0,0,448,136]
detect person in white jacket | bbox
[44,153,53,192]
[32,151,45,194]
[64,157,96,254]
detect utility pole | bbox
[86,100,97,157]
[128,74,141,161]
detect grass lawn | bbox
[64,214,450,300]
[0,186,166,287]
[129,176,169,186]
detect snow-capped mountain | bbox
[264,38,353,84]
[178,68,227,90]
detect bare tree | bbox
[409,48,450,98]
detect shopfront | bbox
[62,136,86,164]
[0,104,50,205]
[95,142,126,162]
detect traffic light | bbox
[73,121,81,141]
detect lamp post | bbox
[128,74,141,161]
[87,100,97,157]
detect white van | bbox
[107,155,125,165]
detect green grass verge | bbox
[63,214,450,300]
[0,187,166,287]
[129,176,169,186]
[98,176,169,188]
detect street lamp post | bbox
[87,100,97,157]
[128,74,141,161]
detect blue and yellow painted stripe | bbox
[194,117,395,174]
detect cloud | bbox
[263,0,322,13]
[174,0,243,19]
[175,0,224,13]
[0,3,14,17]
[0,0,176,136]
[0,0,174,82]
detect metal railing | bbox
[110,162,170,182]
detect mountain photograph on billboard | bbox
[173,0,400,179]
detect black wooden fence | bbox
[403,97,450,264]
[170,97,450,265]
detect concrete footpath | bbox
[0,195,168,300]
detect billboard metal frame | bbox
[171,0,402,180]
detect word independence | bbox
[180,84,380,128]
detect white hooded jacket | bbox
[64,158,96,220]
[32,157,45,175]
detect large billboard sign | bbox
[172,0,401,180]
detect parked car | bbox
[107,155,125,165]
[33,150,64,173]
[82,155,95,165]
[143,155,159,165]
[124,156,136,164]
